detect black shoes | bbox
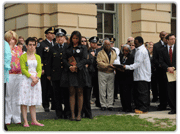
[107,107,113,111]
[101,107,106,111]
[44,108,50,112]
[168,110,176,114]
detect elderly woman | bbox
[4,30,22,125]
[18,37,43,127]
[116,44,134,112]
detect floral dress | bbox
[18,60,42,106]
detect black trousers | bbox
[82,87,92,118]
[134,81,149,112]
[151,71,159,100]
[114,74,119,99]
[167,81,176,111]
[52,80,70,118]
[92,73,100,106]
[157,67,168,108]
[119,83,132,111]
[41,74,54,109]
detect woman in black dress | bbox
[62,31,87,121]
[116,44,134,112]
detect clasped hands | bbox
[69,65,77,72]
[30,75,39,87]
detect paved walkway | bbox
[23,93,176,126]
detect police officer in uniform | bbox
[89,36,101,107]
[46,28,71,119]
[36,27,56,112]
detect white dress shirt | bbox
[46,39,54,46]
[125,44,151,82]
[160,40,164,46]
[167,44,174,53]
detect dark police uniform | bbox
[46,28,71,119]
[36,27,56,112]
[89,36,101,107]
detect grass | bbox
[7,115,176,131]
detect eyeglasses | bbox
[130,45,135,46]
[128,40,134,43]
[81,40,87,42]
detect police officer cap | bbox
[55,28,67,37]
[97,39,103,46]
[45,27,55,34]
[109,37,116,43]
[89,36,99,43]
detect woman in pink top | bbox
[5,30,23,125]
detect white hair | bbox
[102,38,110,45]
[121,44,131,54]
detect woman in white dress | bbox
[18,37,44,127]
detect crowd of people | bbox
[4,27,176,129]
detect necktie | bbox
[169,46,172,64]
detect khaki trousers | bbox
[98,71,115,108]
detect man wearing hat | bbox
[89,36,102,107]
[109,37,120,101]
[46,28,71,119]
[36,27,56,112]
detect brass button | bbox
[61,66,63,68]
[60,53,62,55]
[61,62,63,64]
[53,70,55,72]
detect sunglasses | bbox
[130,45,135,46]
[81,40,87,42]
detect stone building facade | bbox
[5,3,175,48]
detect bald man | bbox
[153,31,168,110]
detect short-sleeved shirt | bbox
[9,46,23,74]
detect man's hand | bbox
[91,51,95,57]
[109,64,115,68]
[167,67,174,73]
[47,76,51,81]
[123,65,126,68]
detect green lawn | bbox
[7,115,176,131]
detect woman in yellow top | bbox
[18,37,43,127]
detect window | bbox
[96,3,117,40]
[171,4,176,36]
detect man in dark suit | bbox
[36,27,56,112]
[46,28,71,119]
[153,31,168,110]
[89,36,102,107]
[159,34,176,114]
